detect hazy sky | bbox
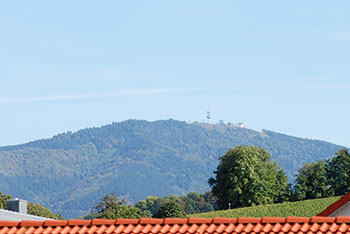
[1,1,350,147]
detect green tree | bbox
[208,146,290,209]
[89,192,150,219]
[134,196,160,216]
[28,203,63,220]
[0,192,12,209]
[293,160,329,200]
[326,148,350,196]
[153,200,186,218]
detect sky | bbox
[1,1,350,147]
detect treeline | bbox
[293,148,350,201]
[85,146,350,219]
[83,191,218,219]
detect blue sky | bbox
[1,1,350,147]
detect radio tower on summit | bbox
[207,102,211,124]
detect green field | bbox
[192,196,340,218]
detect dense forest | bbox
[0,119,343,218]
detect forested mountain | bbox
[0,120,343,218]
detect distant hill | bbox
[0,119,343,218]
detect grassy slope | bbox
[192,196,340,218]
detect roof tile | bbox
[43,220,68,226]
[114,224,126,233]
[188,218,212,224]
[336,217,350,223]
[140,218,164,224]
[272,223,283,232]
[243,223,254,233]
[142,224,155,233]
[187,224,199,233]
[20,221,44,227]
[67,219,91,226]
[261,217,286,223]
[286,217,310,223]
[164,218,188,224]
[116,219,139,224]
[8,227,20,234]
[215,224,227,233]
[281,223,292,232]
[69,226,81,234]
[252,223,264,233]
[206,224,218,233]
[168,224,181,233]
[311,217,336,223]
[319,223,330,232]
[122,224,136,233]
[237,218,261,224]
[177,223,189,233]
[232,223,244,233]
[291,223,302,232]
[262,223,273,233]
[50,226,63,234]
[309,223,320,232]
[77,225,88,234]
[212,218,236,224]
[59,226,71,234]
[328,223,339,232]
[0,221,20,227]
[91,219,115,225]
[160,224,172,233]
[150,224,162,234]
[95,224,108,234]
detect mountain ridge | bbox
[0,119,343,218]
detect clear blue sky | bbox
[1,1,350,147]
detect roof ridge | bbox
[317,193,350,216]
[0,216,350,227]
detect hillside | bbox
[192,196,340,218]
[0,120,343,218]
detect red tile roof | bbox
[2,217,350,234]
[318,193,350,216]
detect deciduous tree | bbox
[208,146,290,209]
[326,148,350,196]
[293,160,329,200]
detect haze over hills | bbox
[0,119,343,218]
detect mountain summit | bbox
[0,120,342,218]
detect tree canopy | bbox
[208,146,290,209]
[88,192,149,219]
[326,148,350,196]
[153,200,186,218]
[293,161,329,201]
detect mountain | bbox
[0,119,343,218]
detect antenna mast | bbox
[207,102,211,124]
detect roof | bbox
[2,217,350,234]
[0,209,54,221]
[318,193,350,217]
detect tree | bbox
[28,203,63,220]
[293,160,329,201]
[153,200,186,218]
[89,192,150,219]
[208,146,290,209]
[326,148,350,196]
[135,196,161,216]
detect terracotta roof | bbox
[2,217,350,234]
[318,193,350,216]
